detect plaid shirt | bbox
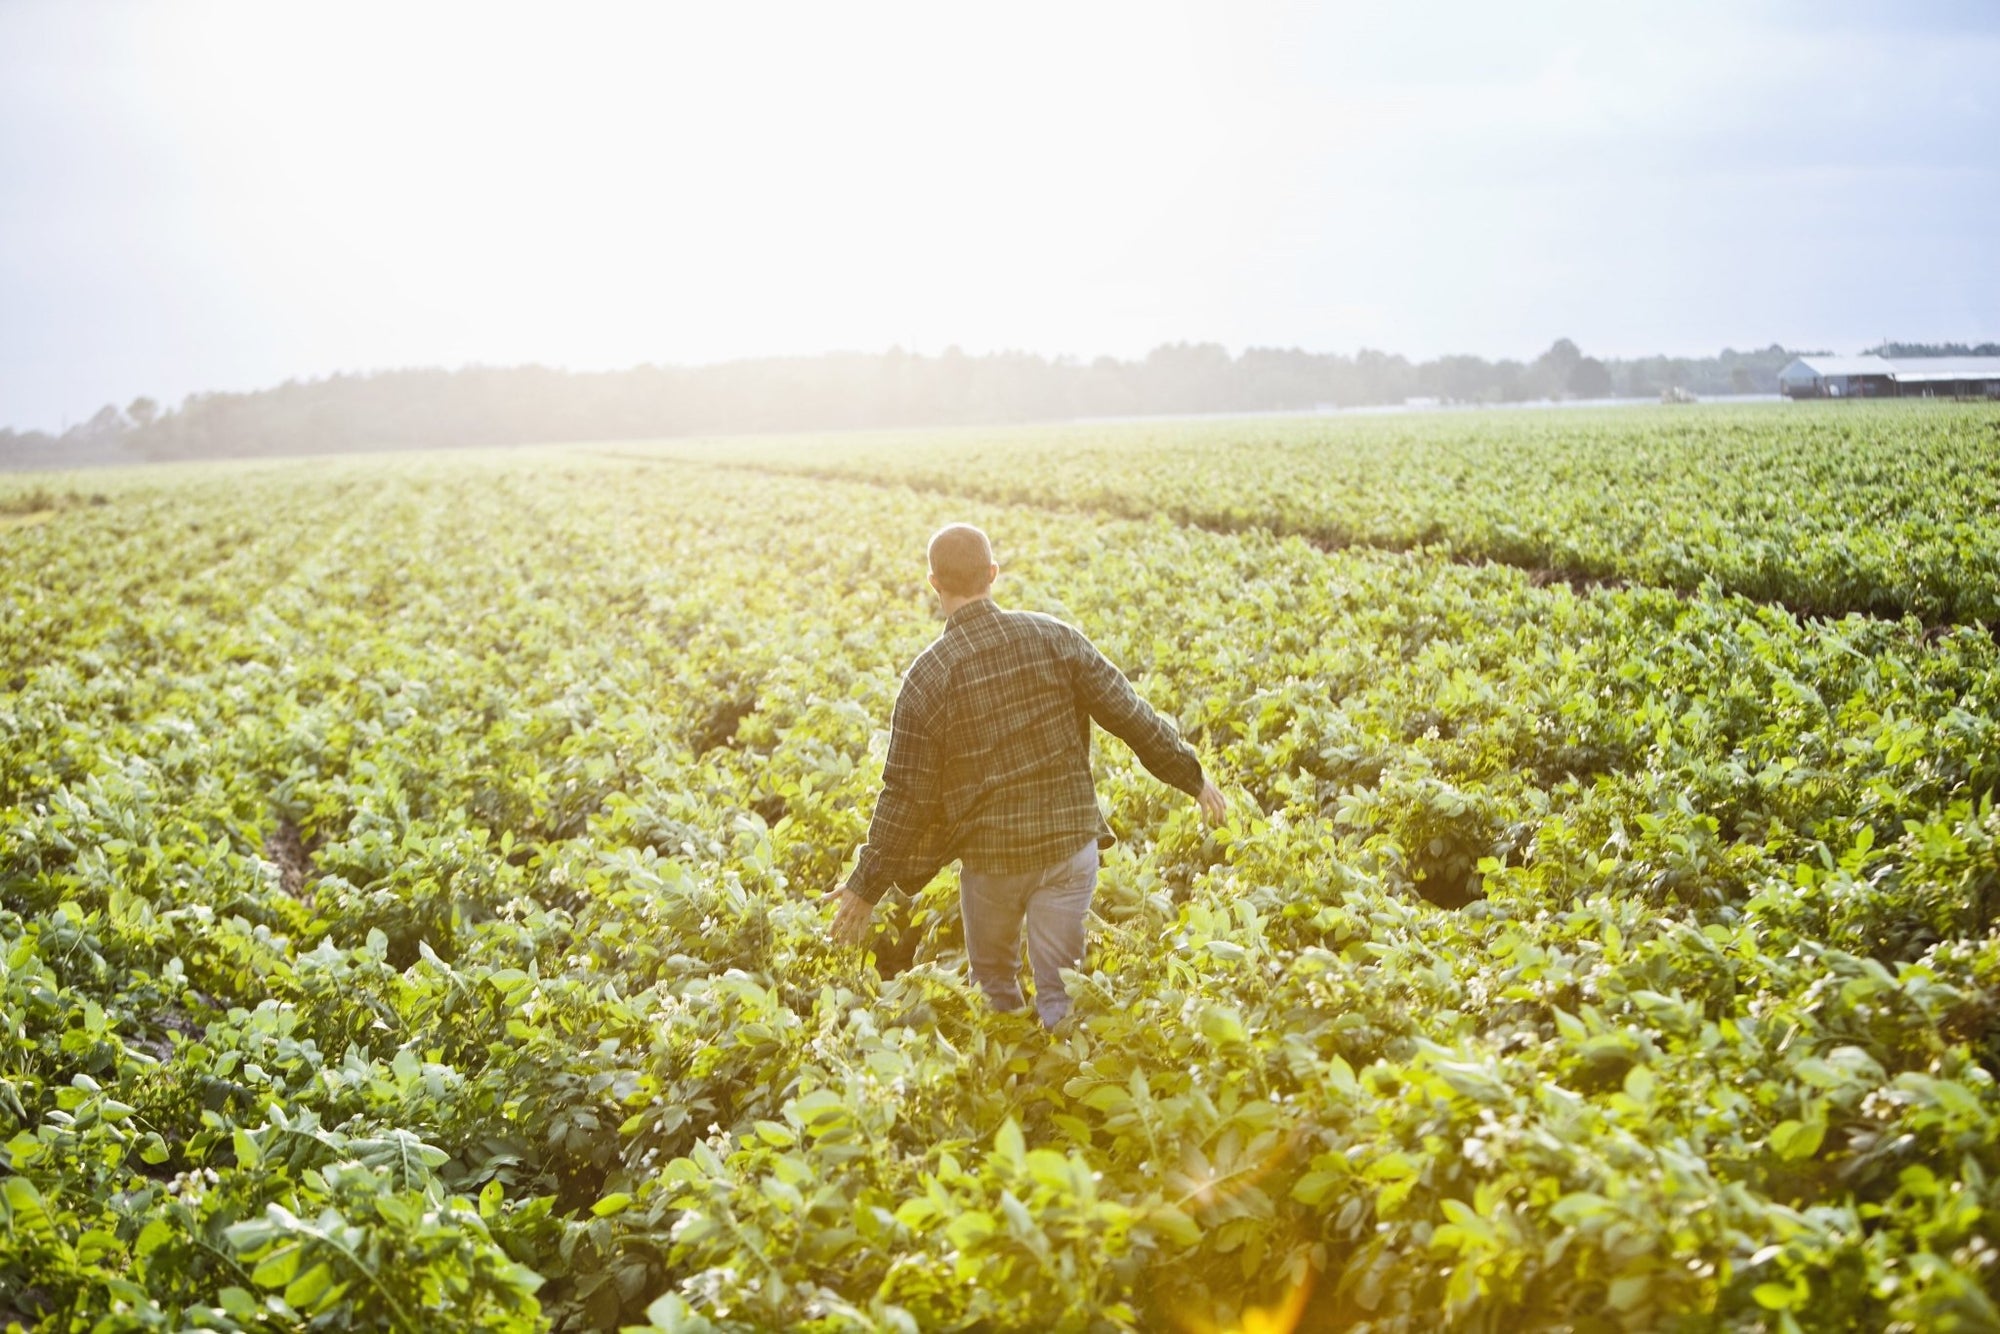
[844,597,1205,904]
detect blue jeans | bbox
[959,840,1099,1029]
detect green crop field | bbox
[648,401,2000,625]
[6,400,2000,1332]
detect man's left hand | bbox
[823,887,876,946]
[1196,779,1228,827]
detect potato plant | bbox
[3,413,2000,1332]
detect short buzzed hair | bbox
[928,524,995,596]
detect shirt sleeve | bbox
[1068,631,1206,798]
[843,671,948,904]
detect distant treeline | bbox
[2,339,1817,468]
[1862,342,2000,357]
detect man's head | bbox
[927,523,996,600]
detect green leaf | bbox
[77,1229,121,1264]
[645,1293,693,1328]
[1365,1153,1418,1182]
[1199,1004,1249,1048]
[945,1209,996,1250]
[593,1191,633,1217]
[2,1176,45,1213]
[1548,1192,1610,1226]
[1607,1273,1649,1311]
[994,1118,1025,1167]
[788,1089,851,1137]
[374,1194,418,1227]
[285,1261,336,1311]
[1753,1282,1798,1311]
[1769,1119,1826,1161]
[136,1218,174,1258]
[1081,1085,1133,1114]
[1147,1204,1202,1248]
[1292,1170,1345,1207]
[5,1131,47,1169]
[753,1120,797,1148]
[250,1242,303,1289]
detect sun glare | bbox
[126,0,1259,373]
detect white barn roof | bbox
[1784,355,1895,378]
[1883,356,2000,382]
[1782,354,2000,383]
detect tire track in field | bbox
[585,449,1996,642]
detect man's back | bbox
[844,596,1205,903]
[918,601,1128,875]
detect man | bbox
[825,523,1227,1028]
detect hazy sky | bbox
[2,0,1995,430]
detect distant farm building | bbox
[1779,355,2000,400]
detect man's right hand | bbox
[823,887,876,946]
[1196,780,1227,826]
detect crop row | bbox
[5,451,2000,1330]
[645,401,2000,626]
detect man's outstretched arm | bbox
[1070,632,1226,824]
[826,678,946,943]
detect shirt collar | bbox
[946,596,1000,629]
